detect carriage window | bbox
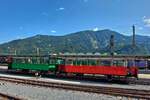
[56,59,65,64]
[66,59,73,65]
[100,60,111,66]
[87,60,97,66]
[49,59,57,64]
[113,60,125,66]
[13,57,50,64]
[127,60,135,67]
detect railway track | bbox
[0,76,150,99]
[0,92,23,100]
[129,78,150,85]
[1,68,150,85]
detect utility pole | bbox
[132,25,136,66]
[110,34,114,66]
[132,25,136,47]
[37,48,40,55]
[36,48,40,63]
[14,49,17,55]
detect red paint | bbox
[58,65,132,76]
[129,67,138,77]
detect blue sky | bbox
[0,0,150,43]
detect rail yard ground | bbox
[0,80,140,100]
[0,73,150,90]
[0,72,150,100]
[0,66,150,100]
[138,74,150,79]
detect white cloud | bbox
[143,16,146,19]
[57,7,65,11]
[143,16,150,27]
[51,30,56,33]
[92,27,99,31]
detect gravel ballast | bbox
[0,73,150,91]
[0,81,139,100]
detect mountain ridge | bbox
[0,29,150,55]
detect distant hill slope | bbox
[0,29,150,55]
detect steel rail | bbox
[0,76,150,99]
[0,69,150,85]
[0,92,24,100]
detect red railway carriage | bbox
[58,59,138,79]
[58,65,137,76]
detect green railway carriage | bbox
[8,56,64,72]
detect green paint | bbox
[11,63,57,71]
